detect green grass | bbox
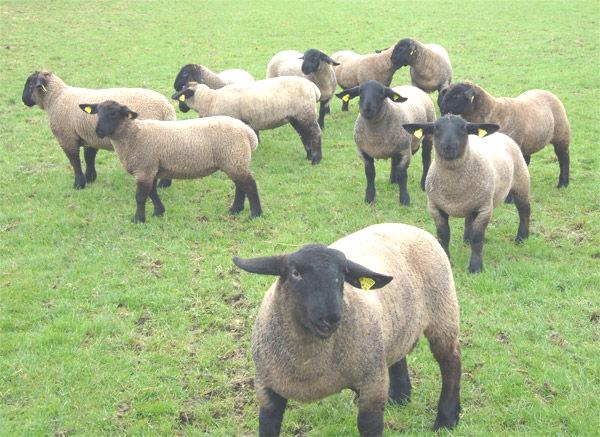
[1,0,599,435]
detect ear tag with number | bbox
[413,128,423,139]
[84,106,92,114]
[478,128,487,137]
[359,277,375,291]
[179,94,186,102]
[342,94,350,102]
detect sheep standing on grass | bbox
[336,80,436,206]
[439,81,571,188]
[21,71,176,189]
[172,77,323,164]
[173,63,254,93]
[233,223,461,436]
[266,49,339,128]
[79,101,261,223]
[403,115,531,273]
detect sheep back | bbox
[331,47,396,89]
[410,43,452,93]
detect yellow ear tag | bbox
[342,94,350,102]
[84,106,92,114]
[359,277,376,291]
[127,112,133,119]
[478,128,487,137]
[392,94,399,101]
[179,94,186,102]
[413,128,423,139]
[41,84,47,92]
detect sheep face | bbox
[78,100,138,138]
[171,85,195,113]
[336,80,407,120]
[439,83,478,116]
[300,49,339,75]
[173,64,202,92]
[391,38,417,68]
[22,71,50,107]
[403,115,499,160]
[233,245,393,340]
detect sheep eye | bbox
[291,269,301,279]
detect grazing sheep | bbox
[266,49,339,128]
[403,115,531,273]
[336,80,436,206]
[233,223,461,436]
[390,38,452,94]
[439,81,571,188]
[173,63,254,92]
[172,77,323,164]
[79,101,261,223]
[21,71,176,189]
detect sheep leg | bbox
[463,212,476,244]
[512,192,530,243]
[524,154,531,166]
[258,387,287,437]
[242,176,262,218]
[132,179,152,223]
[157,178,172,188]
[428,334,461,430]
[342,98,349,112]
[396,154,411,206]
[318,101,330,129]
[148,178,165,217]
[357,384,386,437]
[553,144,569,188]
[229,181,246,215]
[421,135,433,191]
[389,155,399,184]
[430,207,450,257]
[362,152,376,204]
[289,118,322,164]
[468,209,491,273]
[65,148,86,190]
[83,147,98,183]
[388,358,411,405]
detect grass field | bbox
[1,1,599,435]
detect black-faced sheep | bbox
[173,63,254,92]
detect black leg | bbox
[157,178,172,188]
[513,193,530,243]
[342,99,349,111]
[463,212,475,244]
[431,207,450,257]
[289,118,322,164]
[396,154,410,206]
[66,148,86,189]
[243,176,262,218]
[420,135,433,191]
[389,358,411,405]
[553,144,569,188]
[429,338,461,430]
[504,193,514,204]
[362,152,376,204]
[148,179,165,217]
[258,388,287,437]
[468,213,490,273]
[390,155,399,184]
[83,147,98,183]
[524,154,531,166]
[133,180,152,223]
[318,101,329,129]
[357,387,385,437]
[229,181,246,215]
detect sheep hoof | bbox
[557,180,569,188]
[311,153,322,165]
[468,263,483,274]
[432,415,459,431]
[85,170,97,183]
[158,179,172,188]
[420,179,426,191]
[515,234,528,244]
[399,193,410,206]
[153,209,165,217]
[229,207,243,215]
[131,215,145,224]
[73,176,86,190]
[249,211,262,219]
[365,194,375,204]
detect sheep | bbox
[78,100,261,223]
[438,81,571,188]
[266,49,339,129]
[232,222,461,436]
[331,44,401,111]
[173,63,254,92]
[403,115,531,273]
[390,38,452,94]
[21,70,176,189]
[336,80,436,206]
[171,77,323,164]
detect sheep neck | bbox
[200,66,227,89]
[38,76,67,111]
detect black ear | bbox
[232,255,287,276]
[464,87,477,101]
[402,123,435,139]
[385,88,408,103]
[345,259,393,290]
[120,106,138,120]
[171,88,195,102]
[336,86,360,102]
[319,52,340,66]
[79,104,98,114]
[466,123,500,138]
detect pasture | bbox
[1,0,599,435]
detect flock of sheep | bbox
[22,36,570,436]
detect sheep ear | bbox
[385,88,407,103]
[467,123,500,138]
[336,86,359,102]
[319,53,340,66]
[232,255,286,276]
[403,123,434,139]
[464,87,477,102]
[171,88,194,102]
[345,259,393,291]
[79,104,98,114]
[126,110,138,120]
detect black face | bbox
[390,38,416,68]
[336,80,407,120]
[439,83,477,116]
[233,245,393,340]
[22,71,47,107]
[78,100,138,138]
[171,86,195,113]
[301,49,323,75]
[173,64,202,92]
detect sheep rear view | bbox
[22,71,176,189]
[233,223,461,436]
[79,101,261,223]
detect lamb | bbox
[171,77,323,164]
[21,71,176,189]
[336,80,436,206]
[403,115,531,273]
[233,223,461,436]
[390,38,452,94]
[172,63,254,92]
[78,100,261,223]
[438,81,571,188]
[266,49,339,128]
